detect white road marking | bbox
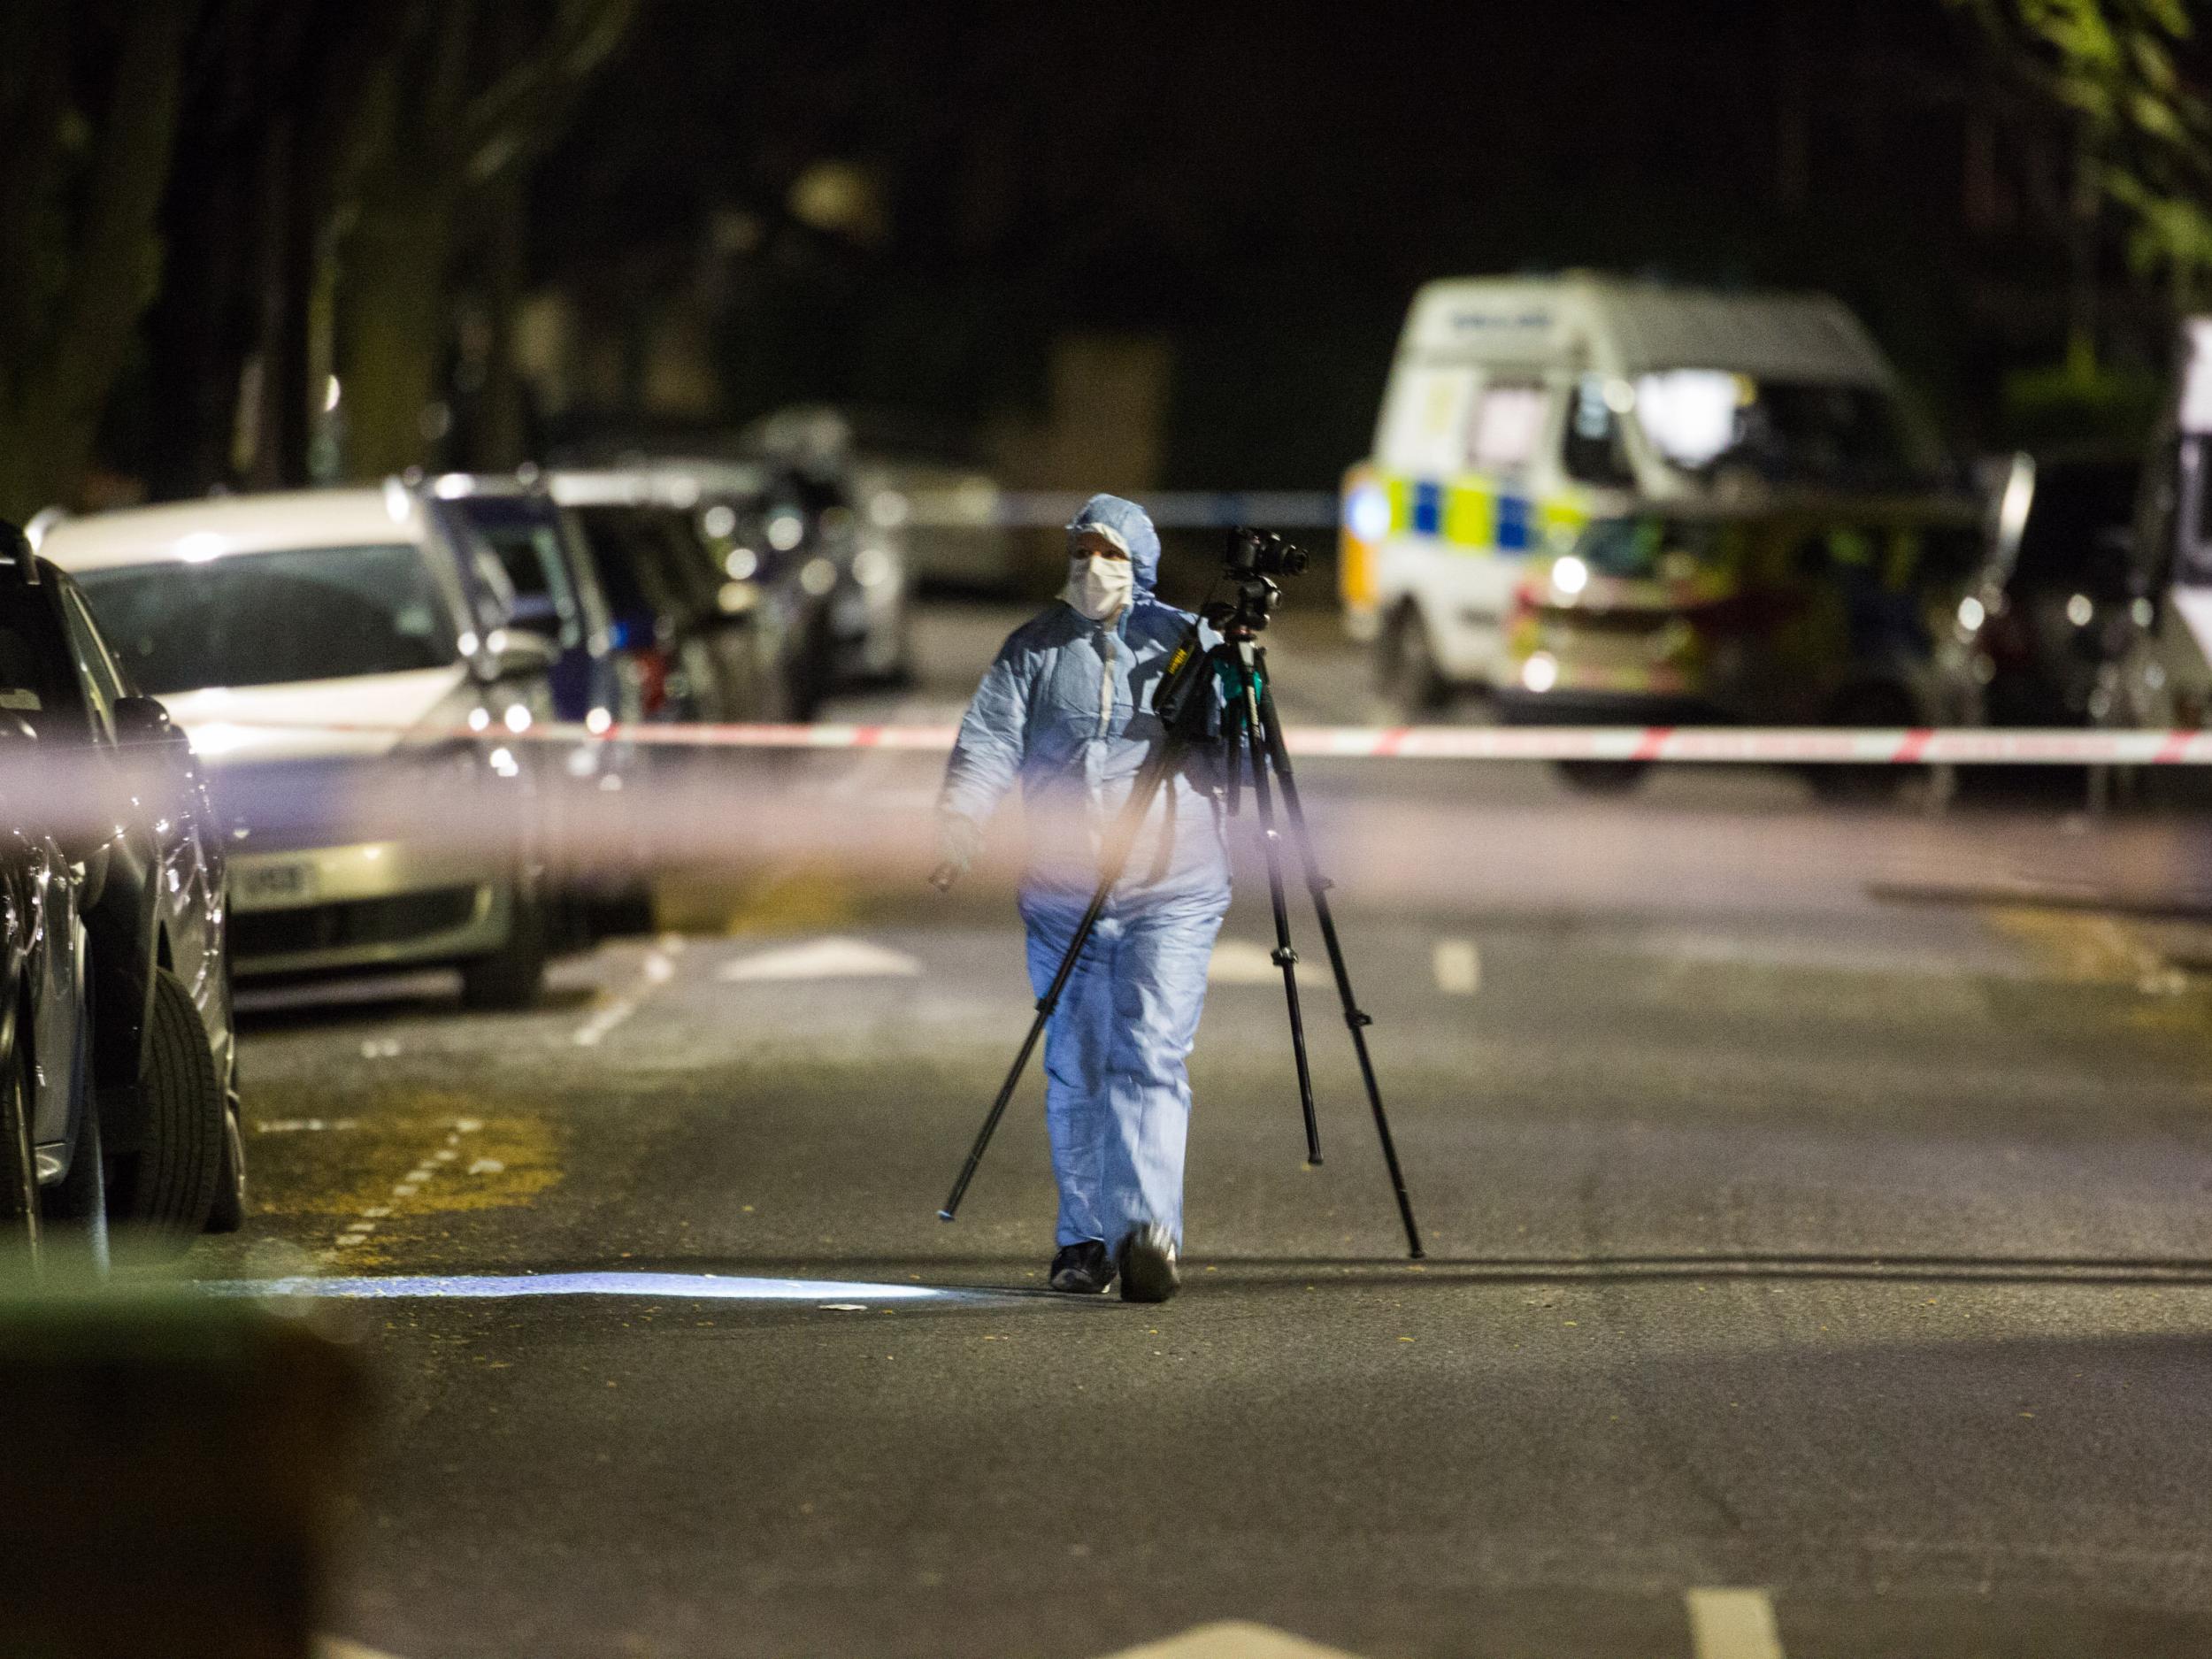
[1208,939,1285,985]
[573,939,688,1046]
[317,1638,408,1659]
[1686,1588,1786,1659]
[323,1118,485,1262]
[256,1118,358,1134]
[717,936,922,982]
[358,1038,401,1059]
[1432,938,1479,995]
[1095,1621,1363,1657]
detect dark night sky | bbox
[530,2,2147,484]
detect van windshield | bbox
[73,543,459,695]
[1635,370,1929,492]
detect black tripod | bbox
[937,580,1425,1261]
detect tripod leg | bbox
[940,736,1184,1222]
[1252,674,1425,1260]
[1232,651,1323,1166]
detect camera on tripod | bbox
[1224,527,1310,581]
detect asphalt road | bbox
[183,603,2212,1659]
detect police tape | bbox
[199,718,2212,764]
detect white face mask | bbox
[1064,554,1134,622]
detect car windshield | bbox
[73,542,459,694]
[448,498,582,645]
[1635,370,1927,491]
[572,505,718,623]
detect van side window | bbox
[1466,380,1547,475]
[1563,374,1636,488]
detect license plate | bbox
[234,862,313,904]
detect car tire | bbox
[111,968,226,1246]
[1379,602,1451,716]
[1,1027,39,1261]
[204,1085,247,1234]
[459,887,549,1010]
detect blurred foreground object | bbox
[0,1264,362,1659]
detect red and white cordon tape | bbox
[222,718,2212,765]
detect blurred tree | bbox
[1963,0,2212,326]
[327,0,636,479]
[0,0,200,520]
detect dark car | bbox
[547,468,815,722]
[1978,452,2150,727]
[423,476,625,726]
[0,528,242,1258]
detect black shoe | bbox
[1117,1224,1181,1303]
[1049,1240,1117,1294]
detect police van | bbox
[1340,274,1970,727]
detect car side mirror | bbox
[111,695,187,748]
[479,628,559,682]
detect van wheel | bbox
[1,1032,40,1262]
[460,887,549,1010]
[110,969,226,1248]
[1556,760,1650,793]
[1379,603,1450,715]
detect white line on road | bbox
[255,1118,358,1133]
[1432,938,1479,995]
[718,936,922,981]
[1686,1588,1785,1659]
[573,936,688,1046]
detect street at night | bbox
[12,5,2212,1656]
[170,611,2212,1659]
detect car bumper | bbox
[228,841,514,976]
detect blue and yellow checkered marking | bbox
[1371,472,1587,557]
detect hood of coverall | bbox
[1065,494,1161,596]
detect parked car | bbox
[0,525,241,1256]
[546,467,819,721]
[421,474,626,726]
[1975,452,2153,728]
[740,410,915,685]
[41,488,560,1010]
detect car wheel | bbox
[1,1029,40,1262]
[1555,759,1651,793]
[459,887,549,1010]
[204,1084,247,1234]
[110,968,225,1247]
[1379,603,1451,716]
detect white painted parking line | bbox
[317,1639,406,1659]
[717,936,922,981]
[1686,1588,1785,1659]
[1098,1621,1363,1657]
[1432,938,1479,995]
[255,1118,358,1133]
[573,937,687,1046]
